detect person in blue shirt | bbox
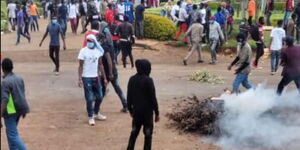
[39,16,66,75]
[58,0,68,36]
[214,7,226,42]
[16,4,31,45]
[124,0,134,23]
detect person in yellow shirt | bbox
[29,1,39,31]
[247,0,256,25]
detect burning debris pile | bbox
[166,96,224,135]
[189,71,225,84]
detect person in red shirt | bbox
[105,3,114,24]
[82,21,99,47]
[284,0,294,26]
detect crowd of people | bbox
[2,0,300,150]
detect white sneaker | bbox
[94,113,107,121]
[88,118,95,126]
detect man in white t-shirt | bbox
[269,20,286,75]
[78,34,108,126]
[7,1,17,30]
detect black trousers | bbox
[277,75,300,95]
[120,41,134,68]
[248,16,253,26]
[127,115,153,150]
[254,43,264,66]
[49,46,60,72]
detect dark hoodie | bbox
[127,59,159,118]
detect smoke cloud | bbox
[212,85,300,150]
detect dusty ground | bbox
[1,20,294,150]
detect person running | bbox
[269,20,286,75]
[252,17,265,69]
[1,58,30,150]
[98,33,128,112]
[7,0,17,31]
[115,15,134,68]
[135,0,145,39]
[39,16,66,75]
[79,0,88,33]
[22,5,30,38]
[126,59,160,150]
[247,0,256,26]
[175,2,189,43]
[228,33,253,94]
[265,0,274,26]
[83,4,101,33]
[183,18,204,66]
[78,34,108,126]
[29,1,39,32]
[58,0,68,36]
[283,0,294,26]
[209,16,224,64]
[15,5,31,46]
[277,37,300,95]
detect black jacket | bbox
[127,60,159,118]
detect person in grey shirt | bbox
[209,16,224,64]
[228,33,253,93]
[1,58,29,150]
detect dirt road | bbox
[1,20,288,150]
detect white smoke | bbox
[214,85,300,150]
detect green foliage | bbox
[274,2,285,11]
[144,14,176,40]
[1,20,8,31]
[1,1,8,20]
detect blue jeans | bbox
[29,16,39,31]
[16,26,30,44]
[58,18,67,36]
[271,50,281,72]
[283,11,292,25]
[209,38,219,63]
[4,115,27,150]
[232,73,253,93]
[82,77,103,118]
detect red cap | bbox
[210,16,215,20]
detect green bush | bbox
[274,2,285,11]
[1,1,7,20]
[1,20,8,31]
[144,14,176,40]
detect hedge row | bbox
[144,14,176,40]
[1,0,8,31]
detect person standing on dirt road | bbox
[39,16,66,76]
[228,33,253,94]
[98,33,128,113]
[1,58,30,150]
[209,16,224,65]
[127,59,160,150]
[183,18,204,66]
[7,0,17,31]
[277,37,300,95]
[115,15,135,68]
[78,34,108,126]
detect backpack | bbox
[250,25,260,41]
[175,10,179,18]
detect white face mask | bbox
[87,41,95,49]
